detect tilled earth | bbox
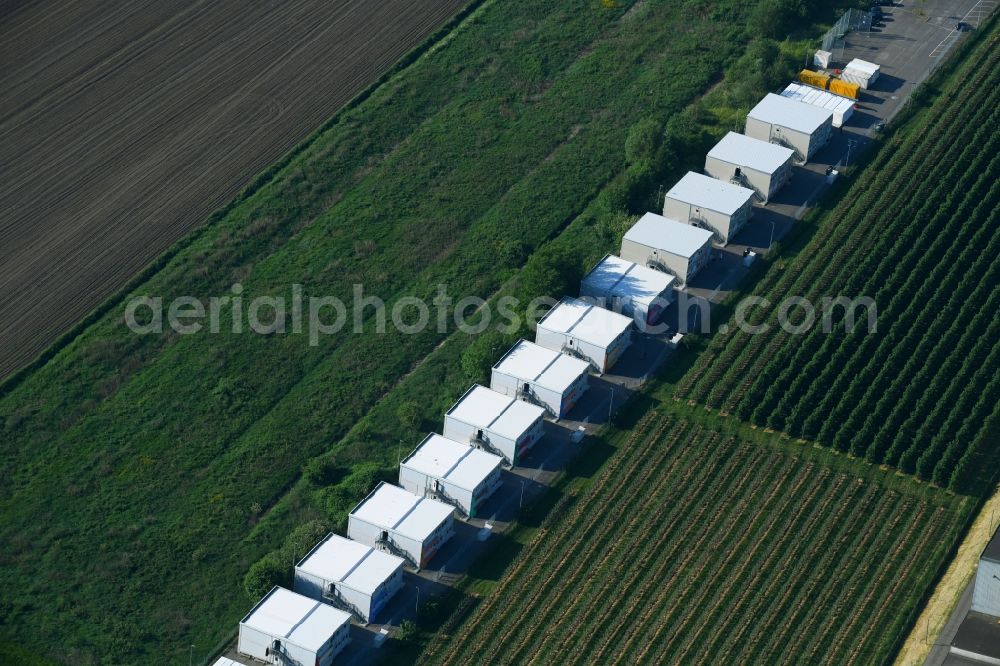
[0,0,467,378]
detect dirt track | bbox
[0,0,467,378]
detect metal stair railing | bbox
[516,384,553,416]
[470,433,507,464]
[323,585,365,621]
[426,481,468,519]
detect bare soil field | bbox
[0,0,468,379]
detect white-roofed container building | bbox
[347,482,455,570]
[663,171,755,244]
[535,296,633,373]
[744,93,833,162]
[781,82,855,128]
[704,132,794,203]
[579,254,675,330]
[399,433,503,518]
[238,586,351,666]
[491,339,590,418]
[294,533,405,623]
[620,212,713,285]
[443,384,546,465]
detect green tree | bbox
[750,0,808,39]
[598,210,638,247]
[396,400,422,430]
[396,619,419,643]
[303,456,343,486]
[243,553,288,601]
[517,243,586,307]
[461,330,509,383]
[284,519,329,561]
[624,117,663,165]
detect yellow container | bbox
[829,78,860,99]
[799,69,830,89]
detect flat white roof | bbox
[707,131,794,175]
[296,533,403,596]
[493,340,590,393]
[582,255,675,309]
[351,483,453,541]
[446,385,545,440]
[666,171,754,216]
[403,434,502,491]
[781,83,855,115]
[212,659,243,666]
[241,587,350,652]
[623,212,713,258]
[537,297,633,349]
[845,58,880,75]
[747,93,833,135]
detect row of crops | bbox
[677,22,1000,492]
[417,412,967,665]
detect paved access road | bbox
[0,0,468,378]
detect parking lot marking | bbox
[930,0,997,57]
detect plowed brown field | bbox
[0,0,468,379]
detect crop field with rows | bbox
[419,412,968,666]
[677,20,1000,493]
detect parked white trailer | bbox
[491,339,590,417]
[535,296,634,372]
[781,82,855,128]
[238,586,351,666]
[663,171,755,244]
[841,58,880,89]
[949,525,1000,664]
[744,93,833,162]
[443,384,546,465]
[348,482,455,570]
[972,525,1000,617]
[704,132,794,203]
[294,533,405,623]
[580,254,675,330]
[620,212,714,285]
[400,433,503,518]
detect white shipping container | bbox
[444,385,546,465]
[620,213,714,285]
[663,171,755,244]
[348,483,455,570]
[294,533,405,623]
[579,254,676,329]
[491,340,590,417]
[704,132,794,202]
[399,434,503,517]
[744,93,834,162]
[238,587,351,666]
[972,529,1000,617]
[842,58,880,89]
[534,297,634,373]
